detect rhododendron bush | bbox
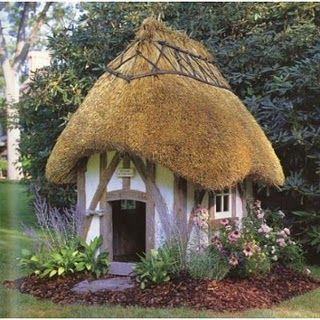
[209,200,305,278]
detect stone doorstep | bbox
[71,276,135,294]
[109,262,135,276]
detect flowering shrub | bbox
[210,200,305,278]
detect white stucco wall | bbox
[85,153,100,242]
[86,216,101,243]
[235,187,244,218]
[130,170,146,192]
[85,153,100,206]
[154,164,174,248]
[108,159,124,192]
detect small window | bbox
[214,189,231,219]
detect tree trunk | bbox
[4,62,22,180]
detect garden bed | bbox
[4,265,319,312]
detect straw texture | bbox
[46,18,284,189]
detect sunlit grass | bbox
[0,181,320,318]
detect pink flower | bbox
[220,218,229,226]
[257,211,265,219]
[228,254,239,266]
[276,238,286,247]
[283,228,290,235]
[211,236,223,251]
[192,216,201,226]
[258,223,272,234]
[228,230,241,242]
[243,247,253,257]
[243,243,254,257]
[254,200,262,209]
[210,235,219,244]
[278,230,288,239]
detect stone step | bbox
[71,276,134,294]
[109,262,135,276]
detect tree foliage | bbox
[18,3,320,214]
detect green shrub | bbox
[0,159,7,171]
[278,241,305,272]
[186,247,230,281]
[134,249,176,289]
[292,210,320,257]
[18,236,110,278]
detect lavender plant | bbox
[22,186,82,252]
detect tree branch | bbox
[15,3,31,58]
[13,2,53,70]
[0,19,8,65]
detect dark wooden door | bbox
[112,200,146,262]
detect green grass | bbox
[0,181,320,317]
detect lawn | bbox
[0,181,320,318]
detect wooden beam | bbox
[88,152,120,211]
[122,154,131,190]
[173,175,187,240]
[82,152,120,240]
[194,189,206,206]
[208,191,215,223]
[231,187,237,218]
[106,190,147,202]
[131,155,171,236]
[146,160,155,254]
[77,157,87,238]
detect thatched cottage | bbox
[46,18,284,271]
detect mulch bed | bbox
[3,265,319,312]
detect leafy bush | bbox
[291,210,320,258]
[186,247,230,280]
[134,249,177,289]
[18,236,110,278]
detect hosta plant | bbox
[78,236,110,278]
[134,249,177,289]
[18,236,110,278]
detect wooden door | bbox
[112,200,146,262]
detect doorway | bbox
[111,200,146,262]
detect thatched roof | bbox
[46,18,284,190]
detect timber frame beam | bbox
[131,155,171,237]
[81,152,120,239]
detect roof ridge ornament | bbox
[105,40,231,91]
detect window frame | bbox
[211,188,234,219]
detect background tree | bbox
[18,3,320,257]
[0,2,71,180]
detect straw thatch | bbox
[46,17,284,190]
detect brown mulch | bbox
[3,266,319,312]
